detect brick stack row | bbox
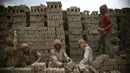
[91,54,129,73]
[67,6,83,62]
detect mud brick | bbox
[59,68,65,73]
[110,71,116,73]
[73,67,80,73]
[115,70,121,73]
[109,59,117,65]
[117,60,122,65]
[91,61,101,69]
[78,64,87,72]
[113,65,118,70]
[31,62,46,71]
[96,54,109,63]
[89,66,99,73]
[108,66,114,71]
[122,59,127,64]
[101,66,108,71]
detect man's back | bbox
[3,46,17,67]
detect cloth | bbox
[80,44,93,64]
[21,43,29,49]
[53,39,61,46]
[101,13,112,33]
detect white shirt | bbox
[80,45,93,64]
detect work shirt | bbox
[101,13,112,33]
[80,44,93,64]
[49,49,71,67]
[24,49,41,65]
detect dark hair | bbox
[100,4,108,13]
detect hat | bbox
[21,43,29,49]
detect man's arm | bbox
[50,50,63,67]
[13,29,17,48]
[80,47,90,64]
[63,50,72,62]
[35,51,42,62]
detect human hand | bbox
[101,28,105,31]
[31,62,37,65]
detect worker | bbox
[20,43,42,65]
[49,39,73,68]
[97,4,113,55]
[78,39,93,64]
[3,28,17,67]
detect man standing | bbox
[97,4,113,55]
[78,39,93,64]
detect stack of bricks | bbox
[117,8,130,49]
[46,1,66,49]
[91,54,129,73]
[103,70,121,73]
[0,5,11,66]
[0,67,31,73]
[44,68,65,73]
[81,11,100,52]
[87,11,100,51]
[8,5,30,28]
[31,62,46,73]
[109,9,118,35]
[30,4,47,28]
[67,6,83,62]
[78,63,89,73]
[72,67,80,73]
[15,27,52,61]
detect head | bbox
[78,39,86,49]
[111,37,120,46]
[5,38,14,47]
[100,4,108,14]
[21,43,30,54]
[53,39,62,51]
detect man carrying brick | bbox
[49,39,73,68]
[3,28,17,67]
[97,4,113,55]
[20,43,42,66]
[78,39,93,64]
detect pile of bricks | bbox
[44,68,65,73]
[31,63,46,73]
[91,54,129,73]
[0,67,31,73]
[81,11,100,52]
[67,6,83,62]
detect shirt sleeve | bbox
[63,50,72,62]
[80,47,90,64]
[50,50,62,66]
